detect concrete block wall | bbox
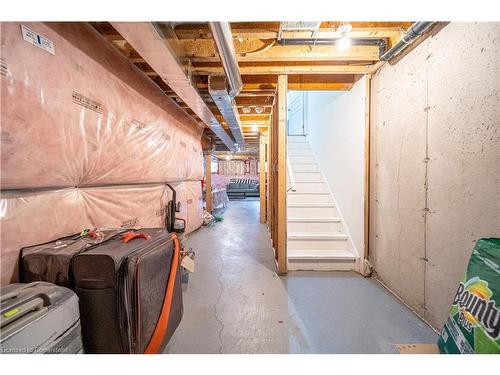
[370,22,500,329]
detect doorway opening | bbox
[285,76,369,272]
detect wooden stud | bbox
[364,75,372,262]
[259,135,267,223]
[276,75,288,274]
[266,115,272,230]
[205,154,213,213]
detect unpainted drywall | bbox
[306,76,367,256]
[370,22,500,329]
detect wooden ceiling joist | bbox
[184,41,380,62]
[194,64,372,75]
[91,21,414,148]
[173,22,409,41]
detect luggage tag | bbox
[181,253,195,273]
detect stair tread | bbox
[287,217,341,222]
[288,249,357,260]
[287,191,329,195]
[295,180,324,183]
[287,203,335,207]
[288,232,348,240]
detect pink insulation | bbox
[1,22,203,188]
[0,22,205,285]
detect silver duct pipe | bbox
[112,22,238,151]
[209,22,243,98]
[208,22,245,149]
[380,22,436,61]
[209,74,245,147]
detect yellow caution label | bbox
[3,308,19,318]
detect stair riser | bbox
[288,148,314,157]
[291,164,320,173]
[287,206,338,217]
[287,194,331,204]
[288,261,358,272]
[287,136,307,143]
[287,239,349,251]
[291,172,322,182]
[289,156,315,164]
[287,221,342,232]
[288,142,311,150]
[294,182,327,193]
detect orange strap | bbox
[144,234,180,354]
[122,232,151,243]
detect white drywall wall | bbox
[370,22,500,329]
[306,76,367,256]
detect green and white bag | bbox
[438,238,500,354]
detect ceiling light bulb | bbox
[242,107,251,114]
[337,23,352,36]
[255,106,263,114]
[337,37,351,51]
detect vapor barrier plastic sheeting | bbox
[0,182,204,285]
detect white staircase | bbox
[287,135,359,271]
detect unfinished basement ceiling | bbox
[91,21,413,154]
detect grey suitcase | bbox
[0,282,83,354]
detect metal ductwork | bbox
[208,74,245,147]
[111,22,238,151]
[208,22,245,149]
[278,38,388,57]
[209,22,243,98]
[380,22,436,61]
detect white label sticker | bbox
[21,25,55,55]
[181,255,195,273]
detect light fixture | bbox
[255,106,264,114]
[337,37,351,51]
[242,106,251,114]
[337,23,352,51]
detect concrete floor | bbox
[165,200,438,354]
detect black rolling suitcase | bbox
[71,228,183,354]
[20,229,126,287]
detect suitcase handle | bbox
[121,232,151,243]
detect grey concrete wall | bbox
[370,22,500,330]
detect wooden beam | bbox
[194,64,372,76]
[289,82,353,91]
[259,135,267,223]
[182,39,380,62]
[238,114,270,122]
[276,75,287,274]
[205,154,212,213]
[198,81,352,91]
[174,23,407,40]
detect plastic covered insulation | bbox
[0,23,205,285]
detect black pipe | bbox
[278,38,388,57]
[380,22,436,61]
